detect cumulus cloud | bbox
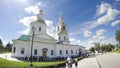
[19,16,37,35]
[70,38,81,45]
[96,29,106,36]
[96,2,111,16]
[97,8,120,24]
[18,1,49,35]
[25,1,48,15]
[92,29,106,41]
[84,30,92,37]
[19,16,37,27]
[101,37,117,45]
[111,20,120,26]
[45,20,55,37]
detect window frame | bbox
[21,48,25,54]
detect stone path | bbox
[0,53,22,62]
[66,53,120,68]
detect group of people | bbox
[66,56,78,68]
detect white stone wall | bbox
[12,40,30,58]
[12,40,85,58]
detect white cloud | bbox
[70,38,81,45]
[84,30,92,37]
[101,37,117,45]
[19,16,37,27]
[18,28,30,35]
[111,20,120,26]
[96,2,111,16]
[92,29,106,41]
[45,20,55,37]
[97,8,120,24]
[25,1,48,15]
[19,16,37,35]
[0,36,3,39]
[96,29,106,36]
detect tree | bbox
[116,30,120,43]
[0,38,3,48]
[101,45,105,52]
[5,42,12,51]
[89,47,95,53]
[94,42,100,51]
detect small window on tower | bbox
[39,27,41,32]
[64,36,66,41]
[63,26,65,30]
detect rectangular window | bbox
[13,47,16,53]
[71,50,73,54]
[51,50,53,55]
[34,49,37,55]
[76,50,77,54]
[60,50,62,55]
[64,36,66,41]
[66,50,68,55]
[21,48,25,54]
[39,27,41,32]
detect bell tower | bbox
[56,13,70,44]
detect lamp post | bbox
[30,26,35,67]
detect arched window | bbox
[39,27,41,32]
[66,50,68,55]
[60,50,62,55]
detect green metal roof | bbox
[18,35,30,41]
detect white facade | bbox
[11,10,85,60]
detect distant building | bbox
[11,10,86,60]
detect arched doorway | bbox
[42,48,48,61]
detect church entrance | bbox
[42,48,48,61]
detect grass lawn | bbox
[112,49,120,53]
[0,58,65,68]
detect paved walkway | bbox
[0,53,22,62]
[96,53,120,68]
[66,57,99,68]
[66,53,120,68]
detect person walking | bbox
[74,58,78,68]
[66,56,72,68]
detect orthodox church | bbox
[11,10,86,60]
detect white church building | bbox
[11,10,86,61]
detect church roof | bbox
[17,35,30,41]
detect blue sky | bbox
[0,0,120,49]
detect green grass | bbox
[0,58,65,68]
[112,49,120,53]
